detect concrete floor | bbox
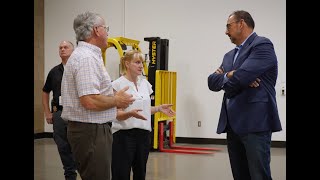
[34,138,286,180]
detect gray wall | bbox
[44,0,286,141]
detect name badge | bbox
[59,96,62,105]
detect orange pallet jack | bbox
[158,121,222,154]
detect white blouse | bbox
[111,76,153,133]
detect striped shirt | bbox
[61,41,116,124]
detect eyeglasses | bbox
[226,21,239,30]
[97,25,109,32]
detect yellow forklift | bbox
[104,37,219,154]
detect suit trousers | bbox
[52,110,77,180]
[226,128,273,180]
[112,128,151,180]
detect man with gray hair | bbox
[61,11,135,180]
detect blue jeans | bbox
[226,130,272,180]
[53,110,77,180]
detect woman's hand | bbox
[159,104,176,117]
[129,109,147,120]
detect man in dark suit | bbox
[208,10,282,180]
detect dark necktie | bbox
[233,47,239,65]
[227,47,240,107]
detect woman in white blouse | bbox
[111,50,175,180]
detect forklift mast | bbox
[144,37,169,106]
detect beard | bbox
[229,30,241,44]
[230,36,236,44]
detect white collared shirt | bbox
[111,76,153,133]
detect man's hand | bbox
[114,86,135,108]
[226,70,236,78]
[214,67,224,74]
[45,113,53,124]
[249,78,261,88]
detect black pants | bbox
[112,128,151,180]
[52,110,77,180]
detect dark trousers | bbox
[112,128,151,180]
[226,128,273,180]
[67,121,113,180]
[52,111,77,180]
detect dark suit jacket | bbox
[208,33,282,134]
